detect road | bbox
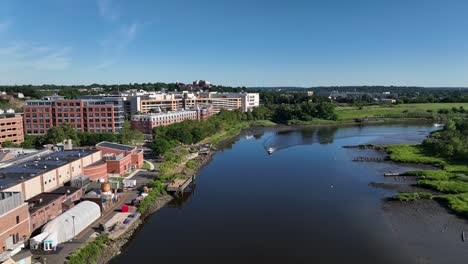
[32,170,157,264]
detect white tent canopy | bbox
[33,201,101,248]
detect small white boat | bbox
[267,147,275,154]
[433,123,444,128]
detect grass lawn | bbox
[335,103,468,120]
[249,120,277,127]
[142,161,152,170]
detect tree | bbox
[152,138,172,155]
[45,126,66,144]
[119,121,144,145]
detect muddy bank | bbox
[98,195,173,264]
[383,199,468,264]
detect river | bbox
[112,124,440,264]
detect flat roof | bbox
[26,192,64,214]
[0,150,99,190]
[85,159,106,167]
[46,186,81,195]
[97,141,135,152]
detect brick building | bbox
[0,112,24,147]
[27,186,82,232]
[23,97,125,135]
[0,192,30,255]
[96,142,144,176]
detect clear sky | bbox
[1,0,468,87]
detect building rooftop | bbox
[0,150,99,190]
[46,186,81,195]
[97,142,135,152]
[26,192,64,214]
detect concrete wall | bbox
[41,170,58,193]
[56,164,71,186]
[23,177,42,200]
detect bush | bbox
[186,160,197,169]
[392,192,433,201]
[67,234,109,264]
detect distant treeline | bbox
[2,84,468,104]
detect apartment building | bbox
[23,97,125,135]
[0,112,24,147]
[130,106,213,134]
[130,92,259,114]
[0,192,30,255]
[198,92,260,112]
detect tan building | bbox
[0,113,24,147]
[0,150,102,200]
[131,92,259,114]
[0,192,30,255]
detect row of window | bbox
[0,127,18,132]
[0,134,20,138]
[0,121,21,126]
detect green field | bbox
[335,103,468,120]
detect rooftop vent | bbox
[43,165,47,169]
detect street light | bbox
[71,216,76,240]
[65,216,76,241]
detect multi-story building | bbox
[130,106,213,134]
[0,192,30,255]
[131,110,198,134]
[130,92,259,114]
[0,111,24,147]
[23,97,125,135]
[198,92,260,112]
[0,150,102,200]
[96,142,144,176]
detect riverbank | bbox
[383,199,468,263]
[100,154,219,263]
[103,122,449,263]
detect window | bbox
[16,216,19,224]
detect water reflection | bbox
[262,124,437,154]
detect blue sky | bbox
[1,0,468,87]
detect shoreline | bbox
[103,120,439,264]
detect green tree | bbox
[45,126,66,144]
[119,121,144,145]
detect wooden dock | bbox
[353,156,387,162]
[167,177,194,194]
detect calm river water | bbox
[113,124,437,264]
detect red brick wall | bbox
[28,195,65,232]
[131,151,144,169]
[0,204,30,253]
[106,155,132,175]
[83,162,108,181]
